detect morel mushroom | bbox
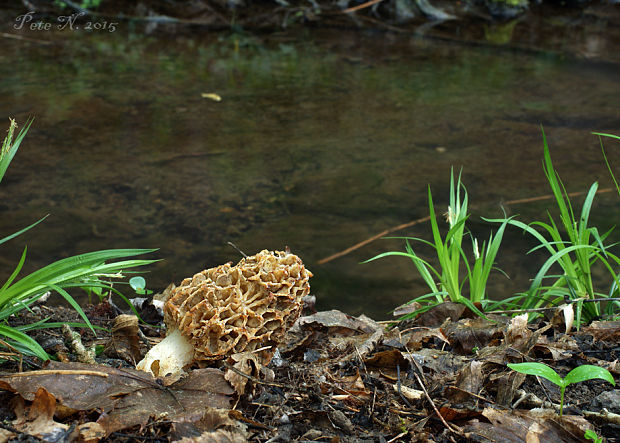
[136,249,312,378]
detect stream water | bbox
[1,13,619,318]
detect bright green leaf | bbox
[507,362,564,387]
[129,276,146,292]
[564,365,616,387]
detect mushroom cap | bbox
[164,249,312,364]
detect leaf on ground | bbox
[493,370,526,407]
[533,333,579,361]
[392,300,422,317]
[464,407,594,443]
[12,387,69,441]
[297,309,378,334]
[580,321,620,343]
[103,314,144,364]
[7,387,105,442]
[438,404,481,421]
[441,317,504,354]
[170,407,248,442]
[404,348,470,377]
[364,349,408,369]
[446,360,484,402]
[175,428,248,443]
[504,313,531,349]
[414,302,466,327]
[325,368,371,402]
[225,352,261,396]
[0,361,233,435]
[402,326,449,351]
[286,310,384,363]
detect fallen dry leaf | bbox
[103,314,144,364]
[7,387,105,442]
[580,321,620,342]
[0,361,233,435]
[446,360,484,402]
[12,387,69,441]
[175,428,247,443]
[402,326,449,351]
[504,313,530,349]
[170,407,248,442]
[464,407,594,442]
[225,352,261,396]
[414,302,467,326]
[441,317,504,354]
[297,309,378,334]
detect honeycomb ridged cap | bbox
[164,249,312,364]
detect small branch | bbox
[317,216,430,264]
[342,0,385,14]
[488,298,620,315]
[3,369,109,377]
[317,187,614,264]
[0,33,53,45]
[413,371,460,434]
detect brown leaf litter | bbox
[0,303,618,442]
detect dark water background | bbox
[1,14,619,318]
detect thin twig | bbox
[505,188,611,205]
[0,32,53,45]
[342,0,385,14]
[413,371,459,434]
[488,297,620,315]
[317,216,430,264]
[228,242,248,258]
[0,369,108,377]
[396,364,413,409]
[222,361,288,389]
[317,187,614,264]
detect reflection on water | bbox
[0,25,618,319]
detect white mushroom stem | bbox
[136,329,194,378]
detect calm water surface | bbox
[1,22,619,318]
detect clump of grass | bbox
[593,132,620,197]
[365,169,509,320]
[0,118,157,360]
[486,129,620,327]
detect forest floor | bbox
[0,300,618,442]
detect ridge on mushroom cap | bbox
[164,249,312,365]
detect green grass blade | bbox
[592,132,620,141]
[579,182,598,240]
[530,245,596,294]
[0,249,157,306]
[0,246,27,292]
[0,214,48,246]
[594,134,620,196]
[0,324,48,361]
[484,217,556,256]
[363,251,420,263]
[0,118,33,184]
[457,296,490,320]
[405,240,440,296]
[541,128,575,238]
[48,284,96,334]
[428,186,444,253]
